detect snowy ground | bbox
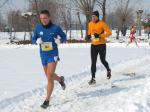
[0,30,150,112]
[0,42,150,112]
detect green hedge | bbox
[143,22,150,28]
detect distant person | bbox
[148,28,150,39]
[127,25,138,47]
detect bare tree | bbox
[7,10,29,32]
[60,10,70,34]
[114,0,134,39]
[0,12,6,31]
[28,0,61,24]
[34,0,40,17]
[96,0,107,22]
[57,0,70,35]
[77,12,83,38]
[6,10,34,42]
[106,12,118,29]
[72,0,97,36]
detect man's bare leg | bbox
[45,62,57,101]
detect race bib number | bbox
[41,42,53,51]
[93,38,99,42]
[91,35,99,42]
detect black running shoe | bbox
[41,100,49,109]
[59,76,66,90]
[88,78,96,85]
[107,70,111,79]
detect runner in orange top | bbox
[88,17,112,45]
[87,11,112,85]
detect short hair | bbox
[40,10,50,16]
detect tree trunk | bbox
[24,32,26,41]
[102,0,106,22]
[86,14,91,37]
[34,0,40,22]
[77,12,83,38]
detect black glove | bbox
[94,33,100,38]
[86,35,91,41]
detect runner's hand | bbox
[94,33,100,38]
[55,37,61,45]
[36,38,43,45]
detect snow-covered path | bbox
[0,43,150,112]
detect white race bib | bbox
[91,35,99,42]
[41,42,53,51]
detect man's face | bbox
[40,14,51,26]
[92,15,99,22]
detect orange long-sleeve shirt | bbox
[88,20,112,45]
